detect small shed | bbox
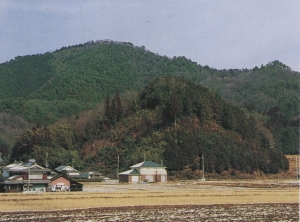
[70,180,83,191]
[119,169,141,183]
[50,174,71,192]
[49,174,83,192]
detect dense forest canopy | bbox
[8,77,289,178]
[0,40,298,178]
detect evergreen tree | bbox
[114,91,123,121]
[170,90,182,128]
[104,96,110,124]
[109,98,117,124]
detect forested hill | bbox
[0,41,298,125]
[0,40,299,166]
[9,77,289,178]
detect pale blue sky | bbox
[0,0,299,71]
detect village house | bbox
[0,160,83,193]
[48,173,83,192]
[0,159,51,193]
[55,165,80,178]
[119,161,167,183]
[49,174,71,192]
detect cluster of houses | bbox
[0,159,83,193]
[0,158,167,193]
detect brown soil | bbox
[0,167,299,221]
[0,203,298,221]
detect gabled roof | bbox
[28,165,45,170]
[49,174,71,181]
[9,164,49,172]
[7,165,26,171]
[4,161,23,169]
[7,175,23,181]
[130,161,165,168]
[4,160,50,173]
[55,166,78,172]
[119,169,141,175]
[79,172,91,179]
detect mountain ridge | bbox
[0,40,298,175]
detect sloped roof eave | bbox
[119,169,141,175]
[55,165,78,172]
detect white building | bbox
[119,161,167,183]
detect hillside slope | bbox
[0,40,298,162]
[10,77,289,178]
[0,41,298,124]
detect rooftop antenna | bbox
[0,152,2,164]
[143,151,145,162]
[201,154,206,181]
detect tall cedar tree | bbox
[114,91,123,121]
[109,98,117,124]
[104,96,110,123]
[170,90,182,128]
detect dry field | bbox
[0,180,298,221]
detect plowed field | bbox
[0,180,298,221]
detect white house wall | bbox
[138,167,167,175]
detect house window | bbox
[29,172,43,179]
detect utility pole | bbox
[201,154,206,181]
[116,155,119,179]
[28,166,30,191]
[0,153,3,177]
[45,151,49,168]
[296,155,299,180]
[143,151,145,162]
